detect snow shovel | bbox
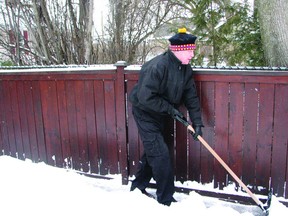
[174,115,272,215]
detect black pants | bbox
[131,106,175,205]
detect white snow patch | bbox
[0,155,287,216]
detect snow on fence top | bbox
[0,64,117,73]
[1,64,288,73]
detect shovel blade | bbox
[261,189,273,215]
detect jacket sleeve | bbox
[183,74,203,126]
[137,65,174,114]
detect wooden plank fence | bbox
[1,64,288,199]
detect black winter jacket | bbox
[129,49,203,126]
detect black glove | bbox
[169,108,184,120]
[192,125,203,141]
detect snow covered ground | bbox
[0,155,287,216]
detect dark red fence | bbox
[1,64,288,199]
[0,65,128,183]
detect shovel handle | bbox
[185,124,265,210]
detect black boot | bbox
[159,197,177,206]
[130,184,155,199]
[140,189,156,199]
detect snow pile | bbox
[0,156,287,216]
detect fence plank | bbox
[286,141,288,200]
[2,81,13,157]
[115,64,129,183]
[84,81,100,174]
[255,84,274,193]
[74,81,89,172]
[0,81,6,155]
[23,81,39,162]
[9,81,25,160]
[17,81,32,160]
[214,82,229,189]
[66,81,80,170]
[104,80,118,174]
[57,81,71,168]
[271,84,288,197]
[200,81,215,184]
[40,81,63,167]
[94,80,108,175]
[242,83,258,188]
[32,81,47,163]
[228,83,244,187]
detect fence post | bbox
[115,61,129,184]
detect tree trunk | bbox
[256,0,288,67]
[84,0,94,64]
[31,0,50,63]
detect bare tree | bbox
[84,0,94,64]
[1,0,183,65]
[0,0,25,65]
[104,0,181,64]
[0,0,95,65]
